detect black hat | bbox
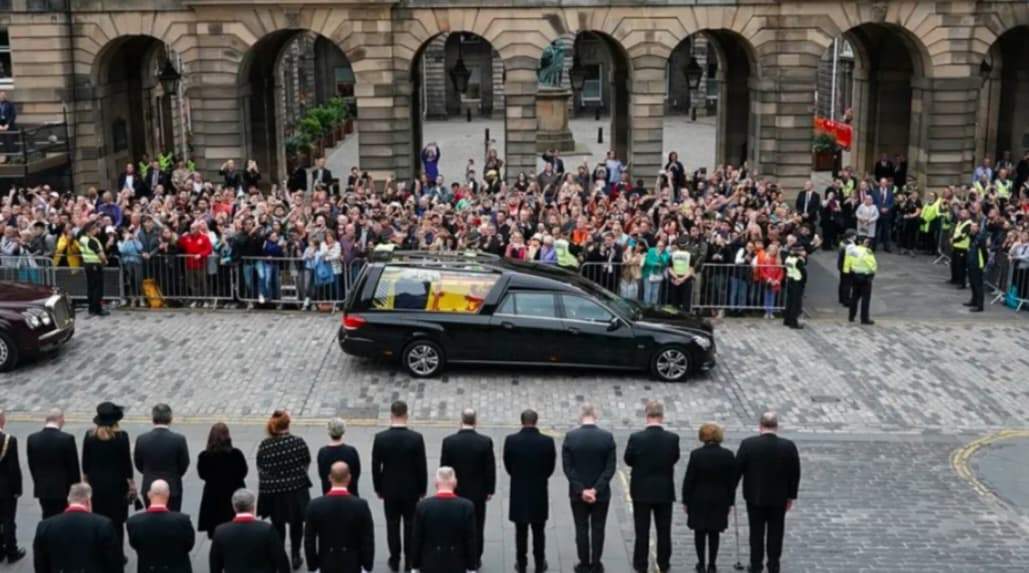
[93,402,124,426]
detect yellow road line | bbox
[950,429,1029,502]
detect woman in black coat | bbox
[682,423,737,573]
[316,418,361,496]
[197,422,248,539]
[82,402,135,559]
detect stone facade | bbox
[1,0,1027,193]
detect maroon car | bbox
[0,281,75,371]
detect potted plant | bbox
[812,132,837,171]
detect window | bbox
[496,292,557,319]
[580,64,603,103]
[372,267,497,313]
[561,295,613,323]
[0,28,11,86]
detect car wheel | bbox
[402,340,445,378]
[651,346,691,382]
[0,332,18,373]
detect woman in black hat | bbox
[82,402,135,560]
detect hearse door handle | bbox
[567,326,580,335]
[501,321,514,330]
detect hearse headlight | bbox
[22,308,50,329]
[692,335,711,350]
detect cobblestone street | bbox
[3,290,1028,572]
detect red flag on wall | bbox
[814,117,853,150]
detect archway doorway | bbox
[665,30,754,173]
[824,23,928,185]
[240,31,355,187]
[410,32,505,184]
[96,36,180,189]
[558,31,631,172]
[977,26,1029,171]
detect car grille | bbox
[46,294,74,329]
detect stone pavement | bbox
[3,309,1026,435]
[2,260,1028,572]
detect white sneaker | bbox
[258,295,266,304]
[303,298,311,311]
[189,302,198,309]
[246,302,254,310]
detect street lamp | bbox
[569,56,587,92]
[683,56,703,122]
[979,57,994,159]
[449,35,472,95]
[158,58,181,94]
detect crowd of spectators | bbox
[1,141,1028,313]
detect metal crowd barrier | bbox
[984,253,1009,306]
[237,256,365,308]
[1007,259,1029,312]
[139,254,236,307]
[0,255,53,285]
[579,260,787,314]
[932,223,952,265]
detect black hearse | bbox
[338,251,715,382]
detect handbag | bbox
[1006,285,1020,309]
[314,259,334,286]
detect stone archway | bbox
[408,31,505,182]
[667,30,755,168]
[94,35,177,189]
[977,26,1029,166]
[238,29,354,185]
[841,23,929,182]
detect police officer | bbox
[783,245,806,329]
[837,229,857,306]
[950,210,971,289]
[844,237,877,325]
[964,223,988,313]
[78,221,109,316]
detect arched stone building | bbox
[4,0,1027,192]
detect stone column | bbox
[502,55,538,181]
[628,55,665,180]
[922,76,978,191]
[755,48,821,194]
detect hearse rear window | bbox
[371,267,498,313]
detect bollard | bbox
[594,107,601,121]
[598,126,603,144]
[466,108,472,122]
[485,128,490,143]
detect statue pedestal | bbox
[535,87,575,152]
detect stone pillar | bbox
[535,87,574,152]
[922,76,978,191]
[628,54,665,179]
[423,34,448,119]
[754,46,821,194]
[503,56,538,180]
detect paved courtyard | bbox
[1,257,1028,572]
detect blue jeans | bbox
[241,262,257,298]
[259,262,279,299]
[764,289,777,314]
[729,277,748,309]
[643,277,662,305]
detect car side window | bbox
[561,295,613,323]
[497,292,557,318]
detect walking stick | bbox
[733,505,745,570]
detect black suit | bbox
[371,426,427,568]
[26,427,80,518]
[873,160,895,182]
[562,423,616,569]
[624,425,680,572]
[143,168,168,198]
[134,427,190,511]
[311,167,334,192]
[411,494,477,573]
[126,508,195,573]
[304,491,374,573]
[503,427,555,569]
[736,433,801,573]
[210,518,290,573]
[795,190,821,227]
[33,508,123,573]
[0,430,22,558]
[440,428,495,566]
[118,172,145,197]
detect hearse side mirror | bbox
[607,317,622,331]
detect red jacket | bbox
[178,232,212,270]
